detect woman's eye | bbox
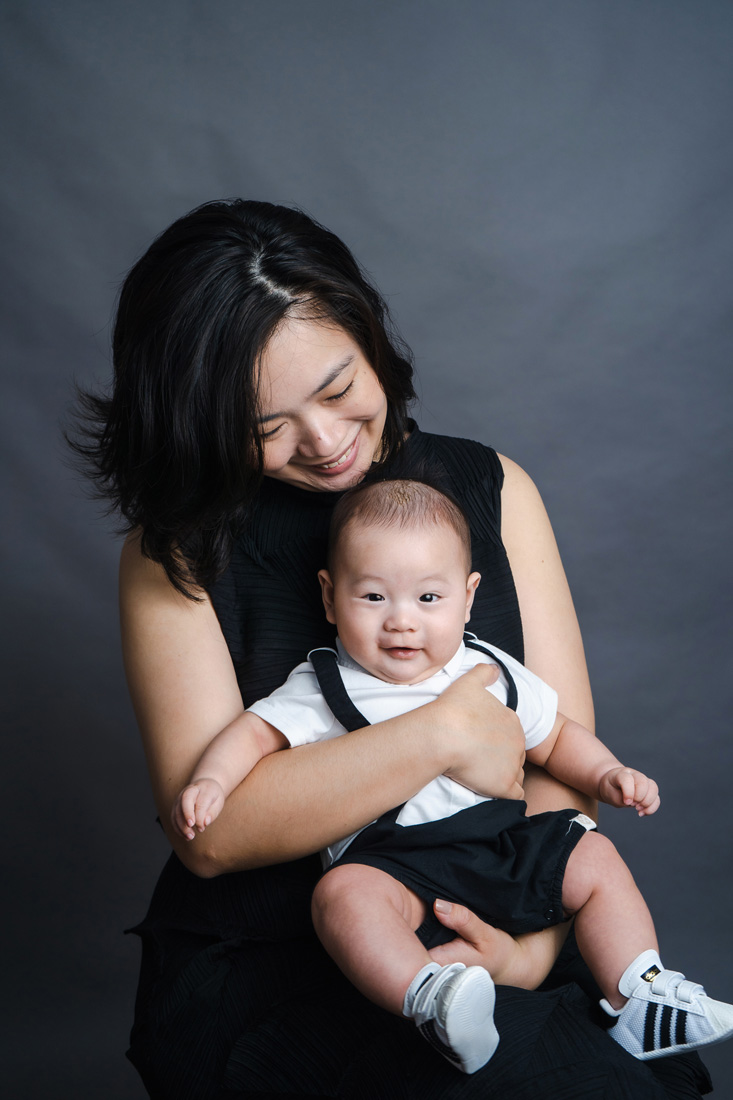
[325,380,355,403]
[364,593,384,602]
[419,593,439,603]
[261,422,284,440]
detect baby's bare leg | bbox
[563,831,658,1009]
[312,863,430,1014]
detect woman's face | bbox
[257,317,389,492]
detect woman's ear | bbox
[318,569,337,624]
[464,572,481,622]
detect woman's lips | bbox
[310,433,360,476]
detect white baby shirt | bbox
[248,635,558,865]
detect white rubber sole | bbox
[441,966,499,1074]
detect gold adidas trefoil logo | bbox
[642,966,661,983]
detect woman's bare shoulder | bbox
[119,531,214,619]
[494,452,594,736]
[496,452,541,496]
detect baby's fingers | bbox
[635,777,661,816]
[180,786,201,830]
[193,791,220,830]
[172,790,198,841]
[612,768,639,805]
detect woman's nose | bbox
[296,411,339,457]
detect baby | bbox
[173,478,733,1074]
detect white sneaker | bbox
[403,963,499,1074]
[601,950,733,1060]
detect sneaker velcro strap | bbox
[675,979,705,1004]
[650,970,686,997]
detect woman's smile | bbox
[310,433,360,473]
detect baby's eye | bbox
[419,593,440,603]
[364,593,384,602]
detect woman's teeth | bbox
[318,440,355,469]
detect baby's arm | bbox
[172,712,288,840]
[526,716,660,817]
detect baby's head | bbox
[318,479,481,684]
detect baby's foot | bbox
[601,950,733,1060]
[403,963,498,1074]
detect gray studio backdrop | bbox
[3,1,732,1096]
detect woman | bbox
[76,200,711,1097]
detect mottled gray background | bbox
[2,1,732,1096]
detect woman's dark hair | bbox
[70,199,416,597]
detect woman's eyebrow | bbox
[258,355,355,422]
[308,355,355,397]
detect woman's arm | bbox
[171,712,288,841]
[499,454,596,817]
[120,533,525,877]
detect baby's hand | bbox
[171,778,226,840]
[599,767,660,816]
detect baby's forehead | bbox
[337,514,459,544]
[331,517,469,576]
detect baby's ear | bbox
[465,572,481,622]
[318,569,337,624]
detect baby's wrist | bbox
[595,766,615,800]
[191,775,224,790]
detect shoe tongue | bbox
[618,950,665,998]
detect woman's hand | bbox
[427,899,570,989]
[433,664,526,800]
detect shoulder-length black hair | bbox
[71,199,416,597]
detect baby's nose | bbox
[385,607,415,632]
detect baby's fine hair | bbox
[327,478,472,573]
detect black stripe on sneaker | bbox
[644,1003,658,1053]
[418,1020,460,1063]
[675,1007,687,1047]
[416,970,438,995]
[660,1006,673,1050]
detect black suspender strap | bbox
[309,648,371,732]
[463,634,519,712]
[310,638,519,731]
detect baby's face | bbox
[319,521,480,685]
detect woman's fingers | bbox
[428,899,570,988]
[438,667,525,799]
[427,900,489,969]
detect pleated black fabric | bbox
[126,426,712,1098]
[208,426,523,708]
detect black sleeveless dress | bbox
[126,426,711,1099]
